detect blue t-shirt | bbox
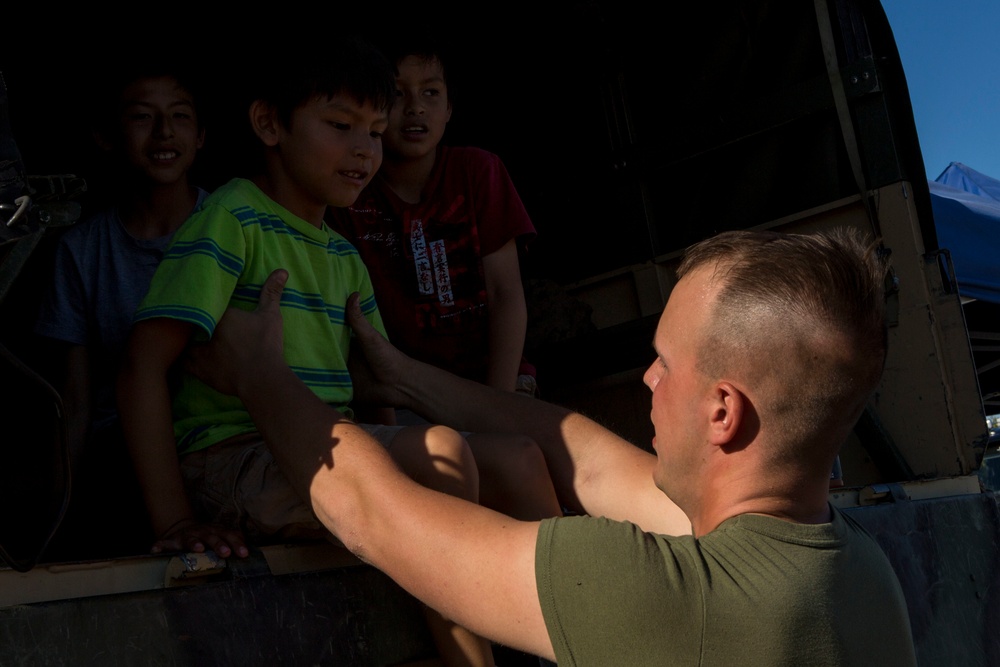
[34,188,209,431]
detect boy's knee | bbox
[423,425,476,465]
[421,425,479,501]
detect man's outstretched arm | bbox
[345,290,690,536]
[186,269,554,658]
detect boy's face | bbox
[111,75,204,186]
[270,95,388,215]
[384,55,452,161]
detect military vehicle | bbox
[2,1,998,664]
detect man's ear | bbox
[195,126,206,151]
[249,100,280,147]
[708,381,744,446]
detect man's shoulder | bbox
[540,514,699,563]
[835,507,905,579]
[705,511,858,563]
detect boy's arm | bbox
[117,318,247,557]
[482,238,528,392]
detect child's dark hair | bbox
[375,28,457,105]
[252,34,397,128]
[91,60,204,141]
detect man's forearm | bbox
[345,291,690,533]
[410,364,572,480]
[390,356,641,519]
[233,356,345,506]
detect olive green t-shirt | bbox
[535,507,915,666]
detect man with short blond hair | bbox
[187,227,915,666]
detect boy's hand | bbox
[346,292,409,408]
[185,268,288,397]
[152,518,249,559]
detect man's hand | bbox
[185,268,288,396]
[345,291,410,409]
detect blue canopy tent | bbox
[930,162,1000,413]
[929,162,1000,305]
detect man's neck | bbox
[691,472,833,537]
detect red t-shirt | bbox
[330,146,536,382]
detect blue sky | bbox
[880,0,1000,181]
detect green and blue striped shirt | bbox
[136,178,386,454]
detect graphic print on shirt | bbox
[429,239,454,306]
[331,168,502,378]
[408,214,456,307]
[409,213,433,297]
[328,147,536,382]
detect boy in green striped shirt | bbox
[117,35,542,666]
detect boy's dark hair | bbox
[91,60,204,142]
[374,27,458,105]
[252,35,397,128]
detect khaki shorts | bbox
[179,424,403,542]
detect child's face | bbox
[114,75,204,186]
[384,55,452,161]
[273,94,388,214]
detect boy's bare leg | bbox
[424,620,496,667]
[466,433,563,521]
[390,425,495,667]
